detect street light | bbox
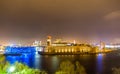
[8,66,16,73]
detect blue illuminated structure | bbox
[5,46,36,67]
[5,46,36,55]
[6,54,35,67]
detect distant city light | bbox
[67,43,72,46]
[105,45,115,48]
[73,40,76,44]
[9,44,15,47]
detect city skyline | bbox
[0,0,120,44]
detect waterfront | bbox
[1,49,120,74]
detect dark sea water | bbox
[4,50,120,74]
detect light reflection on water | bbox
[5,54,105,74]
[5,53,35,68]
[4,51,119,74]
[96,54,104,74]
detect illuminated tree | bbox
[0,55,9,73]
[112,67,120,74]
[55,60,86,74]
[0,55,47,74]
[75,61,86,74]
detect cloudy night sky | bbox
[0,0,120,45]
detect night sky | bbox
[0,0,120,45]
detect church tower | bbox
[47,36,52,46]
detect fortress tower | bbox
[47,36,52,46]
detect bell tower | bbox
[47,36,52,46]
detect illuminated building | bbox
[52,42,68,46]
[52,39,68,46]
[0,45,5,50]
[0,45,5,54]
[33,40,42,46]
[98,41,106,52]
[73,40,76,45]
[44,36,98,53]
[46,44,97,53]
[47,36,52,46]
[36,46,45,52]
[100,42,105,49]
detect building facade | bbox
[45,45,97,53]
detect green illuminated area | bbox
[0,55,47,74]
[0,54,87,74]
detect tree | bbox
[112,67,120,74]
[55,60,86,74]
[0,55,9,73]
[75,61,86,74]
[0,55,47,74]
